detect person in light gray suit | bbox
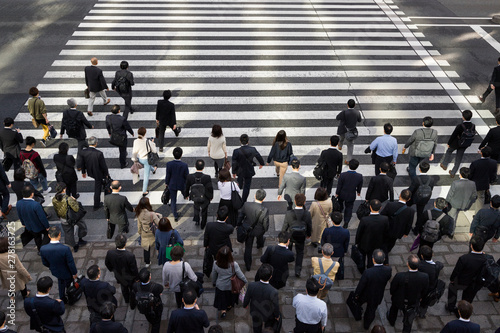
[104,180,134,239]
[237,189,270,271]
[277,159,306,210]
[446,167,478,235]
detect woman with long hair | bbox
[135,197,162,267]
[53,141,78,198]
[132,127,158,196]
[217,169,240,226]
[207,124,227,177]
[267,130,293,187]
[309,187,333,249]
[211,246,247,318]
[155,217,183,266]
[0,237,31,299]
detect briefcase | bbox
[84,88,90,99]
[346,291,363,321]
[66,275,85,305]
[356,201,370,220]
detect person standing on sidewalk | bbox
[112,60,135,119]
[478,57,500,114]
[27,87,50,146]
[336,99,361,164]
[85,57,110,116]
[403,116,438,179]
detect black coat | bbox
[237,201,270,236]
[317,147,343,179]
[60,108,92,141]
[0,127,23,159]
[104,193,134,226]
[408,174,436,206]
[390,271,429,308]
[90,320,128,333]
[447,122,475,149]
[112,69,134,94]
[469,157,497,191]
[336,108,361,135]
[336,171,363,202]
[232,145,265,178]
[80,278,117,316]
[156,99,176,127]
[79,146,109,180]
[282,209,313,238]
[366,174,394,202]
[184,172,214,201]
[450,252,488,286]
[479,126,500,161]
[418,259,444,292]
[24,296,65,332]
[260,245,295,289]
[0,162,9,191]
[243,281,280,322]
[203,221,234,255]
[130,281,163,311]
[105,114,133,136]
[85,65,108,92]
[415,208,453,238]
[320,225,350,258]
[441,319,480,333]
[105,249,138,286]
[355,264,392,306]
[167,308,210,333]
[355,214,389,253]
[53,153,78,184]
[381,201,415,239]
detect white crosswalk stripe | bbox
[12,0,494,213]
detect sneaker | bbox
[42,187,52,195]
[40,139,46,147]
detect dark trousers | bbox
[175,291,183,308]
[388,304,416,333]
[251,314,276,333]
[408,156,424,179]
[386,237,398,254]
[118,145,127,168]
[335,256,345,280]
[0,187,10,214]
[193,199,210,228]
[76,139,87,169]
[447,282,482,309]
[244,232,265,271]
[61,220,88,247]
[320,177,334,196]
[363,302,378,330]
[2,156,20,172]
[441,147,466,175]
[338,198,354,225]
[237,175,253,203]
[219,199,237,226]
[288,241,305,275]
[65,179,78,198]
[120,283,133,303]
[375,155,393,175]
[482,84,500,108]
[107,222,128,239]
[30,229,49,251]
[58,278,73,300]
[144,247,151,265]
[170,189,179,218]
[145,306,163,333]
[118,91,133,119]
[93,177,103,208]
[157,123,180,149]
[284,194,293,210]
[359,249,374,272]
[294,317,322,333]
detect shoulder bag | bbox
[66,197,87,226]
[230,181,244,210]
[230,263,246,294]
[165,230,184,260]
[236,208,264,243]
[109,131,127,147]
[317,201,333,228]
[146,139,160,165]
[27,298,51,333]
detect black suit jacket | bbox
[441,319,480,333]
[381,201,415,239]
[260,245,295,289]
[53,153,78,184]
[156,99,176,127]
[390,271,429,308]
[0,162,10,191]
[355,214,389,253]
[450,252,488,286]
[366,174,394,202]
[336,108,361,135]
[243,281,280,321]
[204,221,234,255]
[80,278,117,315]
[85,65,108,92]
[490,64,500,86]
[447,122,475,149]
[232,145,265,178]
[184,172,214,202]
[418,259,443,292]
[0,127,23,159]
[318,148,343,179]
[470,207,500,239]
[104,193,134,226]
[105,114,133,136]
[24,296,65,332]
[469,157,497,191]
[237,201,270,235]
[40,242,77,280]
[90,320,128,333]
[79,146,109,180]
[282,209,313,238]
[105,249,138,286]
[355,264,392,306]
[112,69,134,93]
[166,308,210,333]
[479,126,500,160]
[415,208,454,238]
[60,108,92,141]
[321,225,350,258]
[336,171,363,202]
[408,174,435,206]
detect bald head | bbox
[91,57,98,65]
[111,180,121,191]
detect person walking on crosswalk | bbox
[267,130,293,188]
[20,136,52,195]
[105,104,134,169]
[369,123,398,176]
[60,98,94,159]
[156,89,181,152]
[336,99,361,164]
[403,116,438,179]
[478,57,500,114]
[27,87,51,147]
[79,136,109,211]
[84,57,110,117]
[0,117,23,171]
[166,147,188,222]
[132,127,158,197]
[232,134,265,203]
[207,124,227,178]
[111,60,135,119]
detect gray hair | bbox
[322,243,334,257]
[67,98,77,108]
[87,136,98,146]
[255,189,266,201]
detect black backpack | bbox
[414,177,432,204]
[135,289,157,316]
[63,111,79,138]
[421,211,444,243]
[479,254,500,289]
[458,123,476,148]
[115,75,128,94]
[189,176,206,204]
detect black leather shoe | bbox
[78,238,87,246]
[93,202,104,211]
[73,245,79,253]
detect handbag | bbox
[66,197,87,226]
[350,244,364,273]
[230,263,245,294]
[103,176,113,195]
[148,212,158,235]
[356,201,370,220]
[146,139,160,165]
[345,127,358,141]
[230,181,244,210]
[109,131,127,147]
[317,201,333,228]
[66,275,84,305]
[48,124,57,138]
[106,222,113,239]
[203,247,213,278]
[84,88,90,99]
[425,279,445,306]
[161,186,171,204]
[178,261,199,295]
[331,196,342,212]
[236,208,264,243]
[165,231,183,260]
[346,291,363,321]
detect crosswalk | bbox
[11,0,495,217]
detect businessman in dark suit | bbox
[0,161,11,220]
[260,231,295,289]
[79,136,109,211]
[321,212,350,280]
[365,162,394,203]
[90,302,128,333]
[469,146,497,213]
[416,198,454,253]
[184,159,214,229]
[238,189,270,271]
[243,264,280,333]
[355,199,389,272]
[166,147,189,222]
[478,114,500,163]
[17,185,50,251]
[80,265,117,324]
[335,159,363,228]
[24,277,65,332]
[156,89,181,152]
[167,289,210,333]
[418,245,444,318]
[441,300,480,333]
[105,105,134,169]
[105,234,139,305]
[446,167,479,232]
[0,117,23,171]
[446,236,489,313]
[317,135,343,195]
[104,180,134,238]
[478,56,500,114]
[354,249,392,330]
[232,134,265,202]
[84,57,110,116]
[408,161,435,224]
[387,254,429,332]
[204,206,235,273]
[336,99,361,163]
[130,268,164,333]
[381,189,415,255]
[111,60,135,119]
[470,194,500,243]
[40,226,78,302]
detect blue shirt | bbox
[370,134,398,162]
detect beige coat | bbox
[137,209,162,250]
[309,199,333,243]
[0,252,31,292]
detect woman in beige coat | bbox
[0,237,32,298]
[309,187,333,248]
[135,197,162,267]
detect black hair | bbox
[347,99,356,108]
[462,110,472,121]
[100,302,116,320]
[369,199,382,212]
[349,159,359,170]
[4,117,14,127]
[115,234,127,249]
[217,206,229,221]
[278,231,290,244]
[408,254,419,270]
[420,245,433,261]
[470,235,485,252]
[380,162,389,173]
[22,185,34,198]
[48,226,61,239]
[58,142,69,155]
[258,264,273,282]
[25,136,36,146]
[37,276,53,293]
[423,116,433,127]
[331,211,342,225]
[330,135,339,146]
[459,167,470,179]
[400,189,411,201]
[491,195,500,209]
[372,249,385,264]
[305,277,320,296]
[163,90,172,100]
[291,159,300,169]
[419,161,430,173]
[384,123,393,134]
[240,134,249,145]
[87,265,100,280]
[138,268,151,283]
[481,146,492,158]
[120,60,129,69]
[195,159,205,171]
[111,104,120,114]
[183,289,197,305]
[173,147,183,159]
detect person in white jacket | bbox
[132,127,157,196]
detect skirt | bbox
[213,287,238,310]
